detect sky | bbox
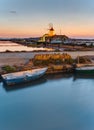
[0,0,94,38]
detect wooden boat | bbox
[1,67,47,86]
[75,66,94,75]
[74,55,94,75]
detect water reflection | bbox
[2,73,74,92]
[3,77,47,92]
[46,73,94,82]
[0,41,52,52]
[45,73,73,80]
[2,73,94,92]
[73,73,94,81]
[1,73,94,130]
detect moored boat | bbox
[75,66,94,75]
[1,67,47,86]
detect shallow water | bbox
[0,41,51,52]
[0,74,94,130]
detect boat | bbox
[75,66,94,75]
[1,67,47,86]
[74,54,94,75]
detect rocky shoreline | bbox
[0,51,94,74]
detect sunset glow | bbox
[1,0,94,38]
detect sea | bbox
[0,41,94,130]
[0,73,94,130]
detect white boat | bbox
[1,67,47,86]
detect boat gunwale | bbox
[1,67,48,80]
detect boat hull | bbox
[75,67,94,75]
[1,68,47,86]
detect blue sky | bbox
[0,0,94,38]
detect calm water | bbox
[0,74,94,130]
[0,41,52,52]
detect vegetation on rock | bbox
[33,53,73,66]
[2,65,17,73]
